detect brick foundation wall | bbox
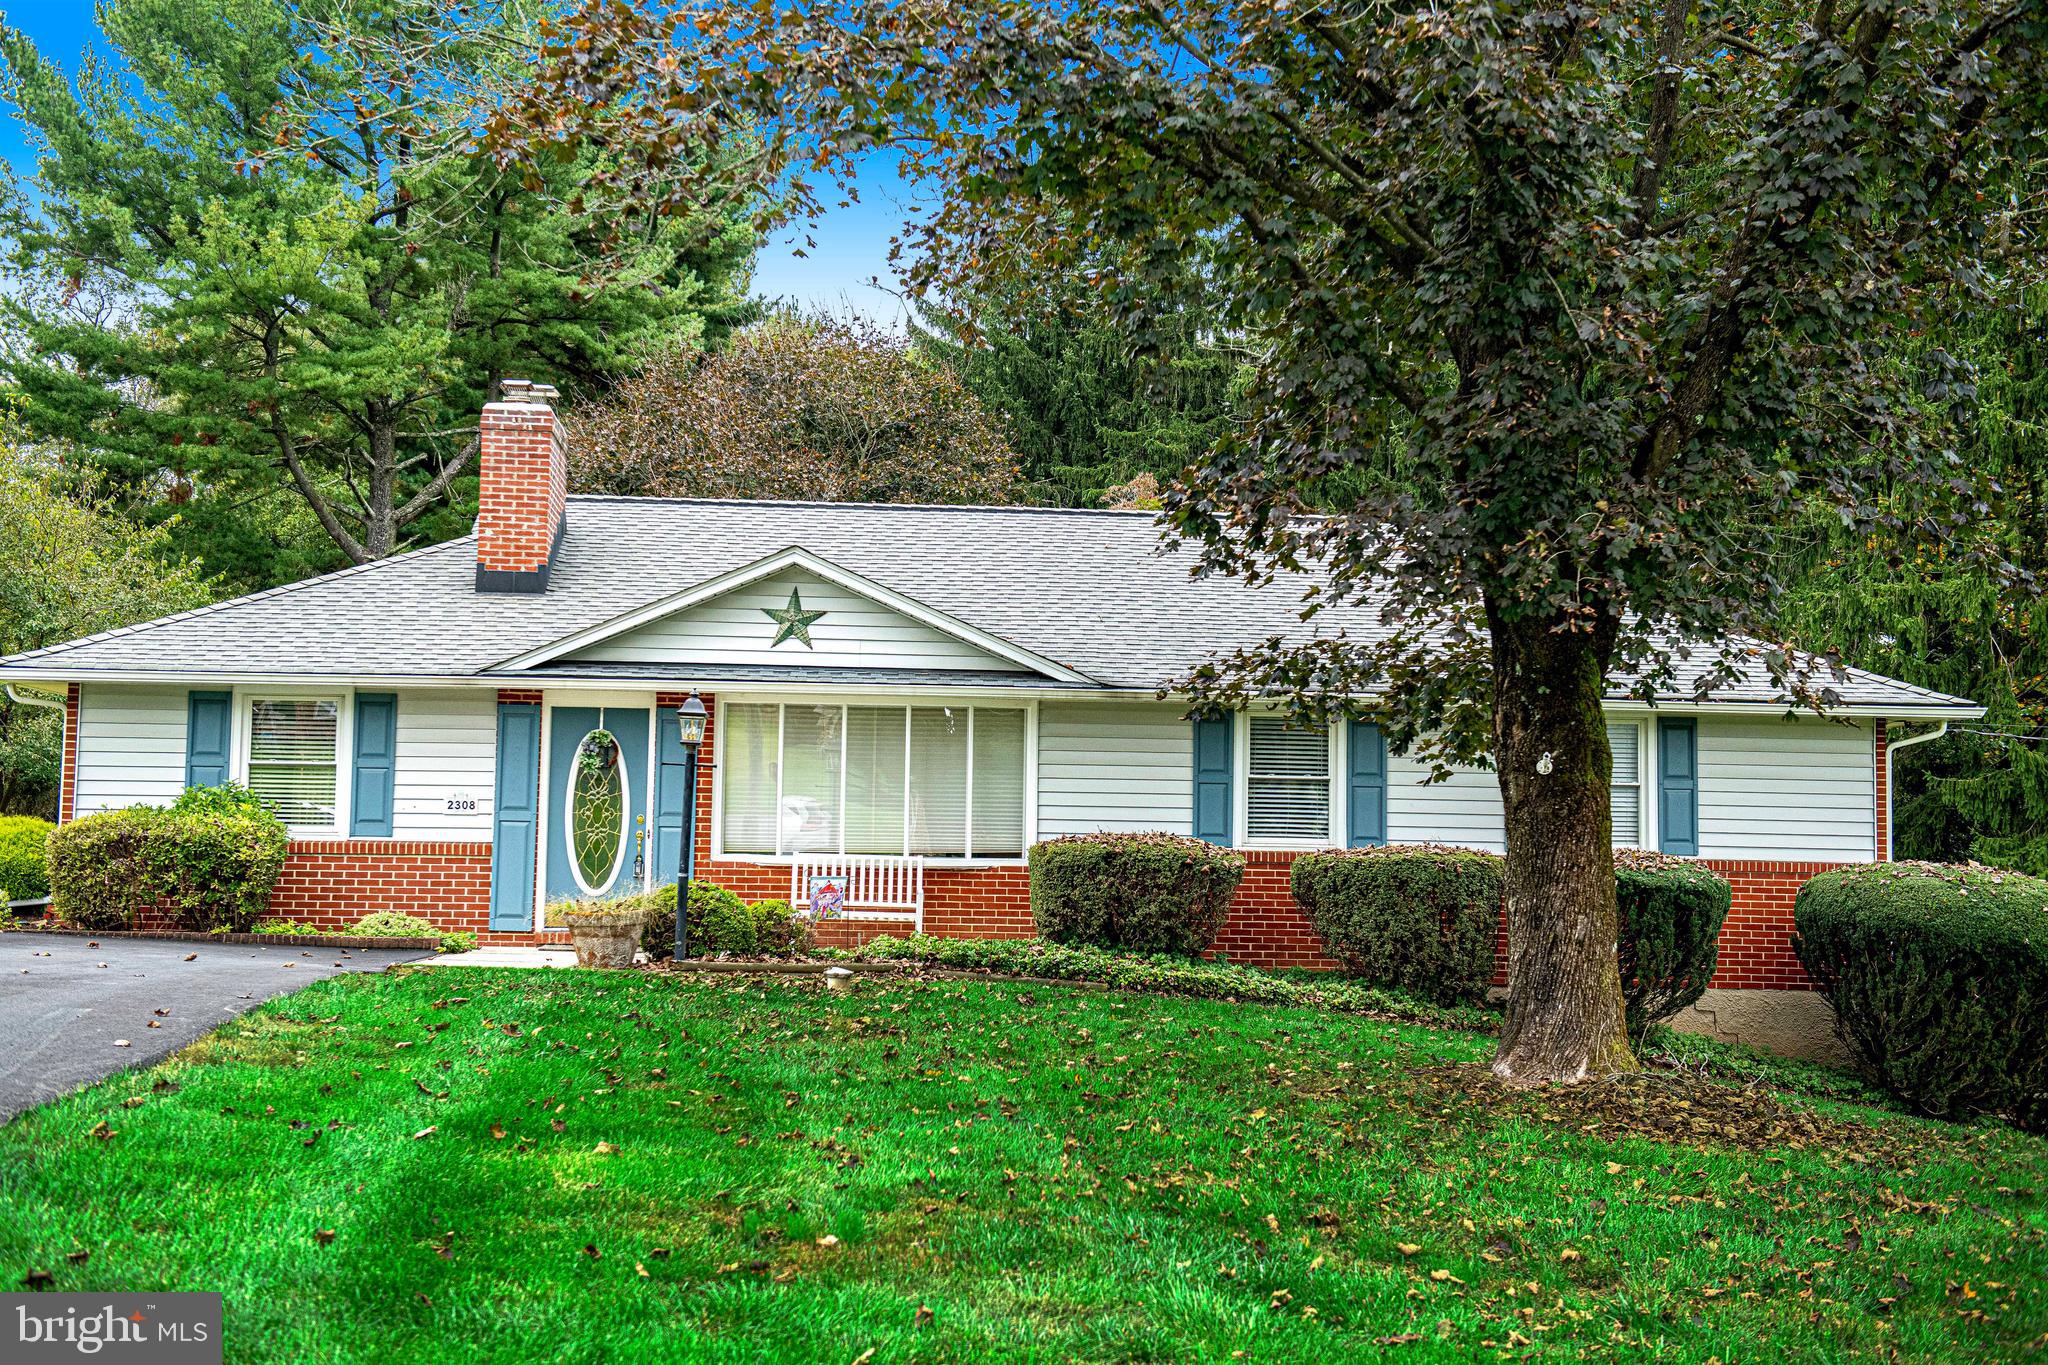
[266,840,500,939]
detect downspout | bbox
[1882,720,1950,861]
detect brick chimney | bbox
[475,379,567,594]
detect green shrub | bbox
[438,931,478,954]
[1028,833,1245,956]
[47,809,162,930]
[1794,861,2048,1130]
[247,918,321,936]
[352,911,440,939]
[1290,844,1501,1003]
[746,898,811,957]
[1614,848,1731,1038]
[49,793,289,934]
[632,881,752,961]
[0,815,53,903]
[169,782,271,820]
[147,800,290,932]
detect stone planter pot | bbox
[562,908,648,970]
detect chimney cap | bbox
[498,378,560,404]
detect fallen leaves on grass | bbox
[1412,1065,1911,1159]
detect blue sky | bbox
[0,2,910,325]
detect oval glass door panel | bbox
[568,730,630,894]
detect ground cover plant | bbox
[2,969,2043,1363]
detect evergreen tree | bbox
[1781,275,2048,872]
[0,0,758,588]
[912,287,1243,507]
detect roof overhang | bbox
[0,661,1982,720]
[486,545,1098,685]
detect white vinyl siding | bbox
[568,568,1020,672]
[1245,716,1332,843]
[392,689,496,840]
[1697,717,1875,860]
[1608,722,1642,846]
[72,685,187,816]
[1035,702,1193,836]
[1386,753,1507,852]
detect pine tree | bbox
[0,0,758,588]
[912,281,1243,508]
[1781,276,2048,871]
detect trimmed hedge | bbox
[0,814,53,902]
[1794,861,2048,1130]
[1290,844,1501,1003]
[46,810,157,931]
[1028,833,1245,956]
[631,882,808,960]
[1615,848,1731,1037]
[46,792,289,933]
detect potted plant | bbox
[560,900,649,969]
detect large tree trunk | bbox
[1487,605,1636,1084]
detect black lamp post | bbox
[674,690,708,960]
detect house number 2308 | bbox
[445,795,478,812]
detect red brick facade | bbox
[59,682,79,824]
[266,839,500,938]
[54,678,1851,981]
[1874,718,1889,861]
[475,390,566,579]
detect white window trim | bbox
[710,694,1039,866]
[1235,710,1344,850]
[1608,718,1649,849]
[231,686,354,838]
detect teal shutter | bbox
[1192,714,1234,845]
[652,709,689,884]
[1657,718,1699,856]
[185,691,232,790]
[350,693,398,837]
[1346,720,1388,847]
[489,703,542,930]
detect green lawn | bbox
[2,968,2044,1363]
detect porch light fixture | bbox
[674,690,708,960]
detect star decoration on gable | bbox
[762,587,827,648]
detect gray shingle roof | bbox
[0,495,1980,713]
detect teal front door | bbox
[548,706,652,902]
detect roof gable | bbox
[497,546,1095,683]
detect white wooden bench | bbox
[790,854,926,932]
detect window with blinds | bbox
[719,702,1028,858]
[246,699,340,829]
[1246,715,1331,843]
[1608,722,1642,846]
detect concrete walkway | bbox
[418,944,581,968]
[0,934,432,1121]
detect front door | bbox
[548,706,652,902]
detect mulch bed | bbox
[3,925,433,951]
[1413,1063,1919,1159]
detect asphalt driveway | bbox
[0,934,433,1121]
